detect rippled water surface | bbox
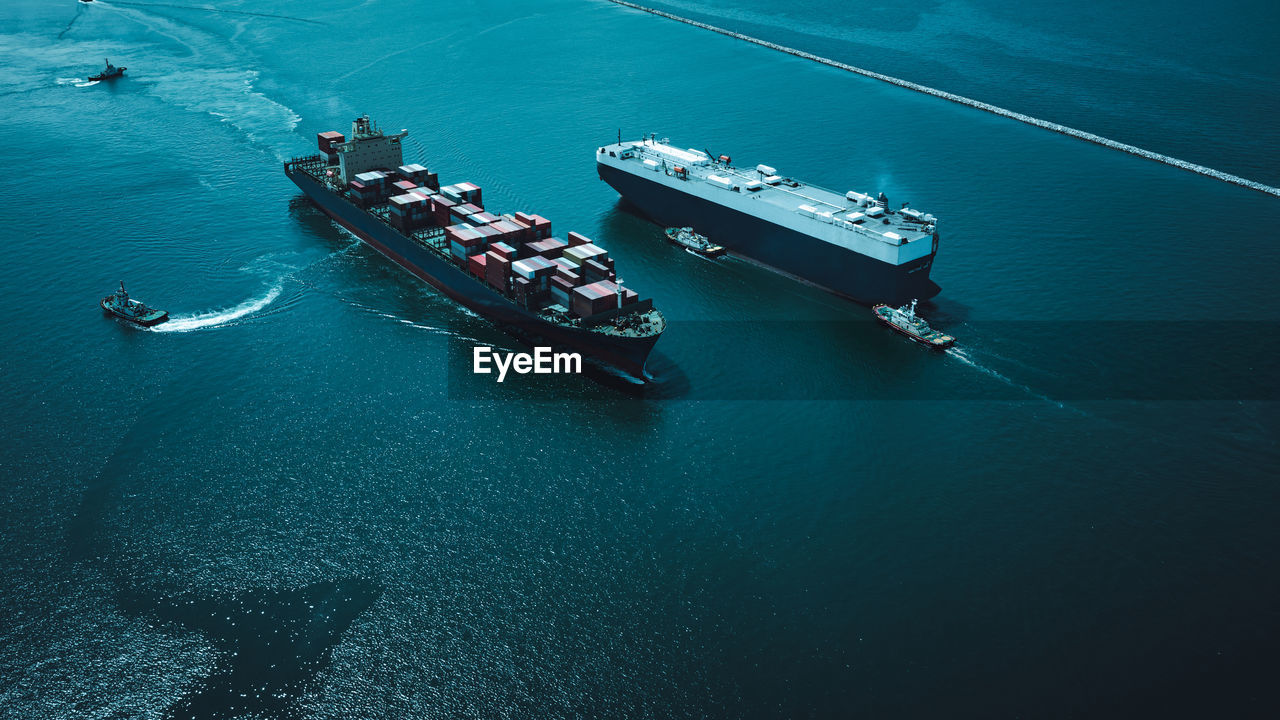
[2,1,1277,717]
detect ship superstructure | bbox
[287,116,665,377]
[597,136,941,305]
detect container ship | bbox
[285,117,665,377]
[597,136,941,306]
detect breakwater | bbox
[607,0,1280,199]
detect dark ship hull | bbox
[599,162,940,306]
[285,162,661,378]
[101,298,168,326]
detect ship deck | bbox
[287,155,664,339]
[607,140,935,246]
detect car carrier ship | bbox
[597,136,941,306]
[285,116,664,378]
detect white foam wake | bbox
[945,346,1085,413]
[608,0,1280,198]
[152,285,280,332]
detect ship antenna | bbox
[618,129,621,146]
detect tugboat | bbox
[88,59,125,81]
[101,282,168,327]
[664,227,726,257]
[872,300,954,349]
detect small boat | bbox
[872,300,954,349]
[664,227,726,257]
[101,281,168,326]
[88,58,125,81]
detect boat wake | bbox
[102,1,326,26]
[73,80,100,88]
[152,285,281,332]
[608,0,1280,198]
[57,2,85,40]
[153,69,301,149]
[81,1,304,158]
[945,346,1083,413]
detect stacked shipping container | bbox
[315,127,642,320]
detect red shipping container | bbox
[582,258,610,281]
[498,215,532,241]
[555,266,582,287]
[454,182,483,208]
[432,196,457,225]
[567,231,592,247]
[446,224,484,246]
[529,215,552,239]
[571,281,620,318]
[490,242,517,261]
[488,219,523,240]
[528,238,567,258]
[468,252,488,279]
[317,131,344,154]
[485,252,510,291]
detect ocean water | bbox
[1,1,1277,718]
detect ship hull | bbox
[599,163,940,306]
[285,165,660,378]
[101,298,168,327]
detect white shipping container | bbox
[756,164,777,176]
[866,207,885,218]
[846,212,866,223]
[643,159,660,171]
[883,232,903,243]
[745,180,763,191]
[510,260,539,280]
[796,204,817,217]
[707,174,733,190]
[764,175,783,185]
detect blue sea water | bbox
[1,1,1277,717]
